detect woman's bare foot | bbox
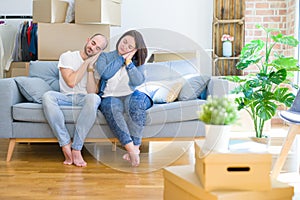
[72,150,87,167]
[128,151,140,167]
[62,143,73,165]
[122,145,140,165]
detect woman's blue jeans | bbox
[99,90,153,146]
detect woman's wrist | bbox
[125,59,132,66]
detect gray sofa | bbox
[0,59,230,161]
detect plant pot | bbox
[222,41,232,57]
[202,124,231,153]
[249,136,270,152]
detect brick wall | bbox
[244,0,297,125]
[244,0,297,74]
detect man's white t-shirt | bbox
[58,51,99,95]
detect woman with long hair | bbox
[95,30,152,167]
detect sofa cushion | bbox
[152,80,183,103]
[12,103,107,124]
[138,79,184,103]
[142,62,183,82]
[157,59,199,76]
[178,75,210,101]
[12,99,205,125]
[29,60,60,91]
[145,99,206,125]
[14,77,53,103]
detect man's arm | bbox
[60,63,89,88]
[86,67,100,94]
[60,53,100,88]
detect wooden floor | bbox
[0,139,195,200]
[0,131,299,200]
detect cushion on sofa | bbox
[152,80,183,103]
[29,60,60,91]
[138,79,184,103]
[178,74,210,101]
[14,77,53,103]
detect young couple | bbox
[42,30,152,168]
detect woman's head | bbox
[116,30,148,66]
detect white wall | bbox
[111,0,213,50]
[0,0,32,15]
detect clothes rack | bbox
[0,15,32,19]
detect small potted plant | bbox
[225,25,299,140]
[198,96,238,152]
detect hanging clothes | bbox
[21,21,30,61]
[29,23,38,60]
[0,23,18,78]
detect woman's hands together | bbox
[122,49,137,66]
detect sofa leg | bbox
[112,140,117,152]
[7,138,16,162]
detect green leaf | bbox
[236,40,264,70]
[272,35,300,47]
[272,57,299,70]
[268,69,286,85]
[244,78,261,89]
[273,88,295,107]
[255,100,277,120]
[222,76,246,83]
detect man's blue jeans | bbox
[99,90,153,146]
[42,91,101,150]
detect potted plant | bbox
[198,96,238,152]
[225,25,299,139]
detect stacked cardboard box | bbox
[5,62,29,78]
[164,165,294,200]
[32,0,122,60]
[163,141,294,200]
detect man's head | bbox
[84,33,108,57]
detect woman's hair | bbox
[116,30,148,66]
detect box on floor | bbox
[163,165,294,200]
[194,140,272,191]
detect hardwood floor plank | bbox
[0,139,192,200]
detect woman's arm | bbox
[95,52,124,80]
[126,62,145,87]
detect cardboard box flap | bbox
[199,153,273,164]
[195,140,273,164]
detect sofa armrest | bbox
[207,76,238,97]
[0,78,24,138]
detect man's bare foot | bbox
[62,143,73,165]
[72,150,87,167]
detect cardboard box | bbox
[163,165,294,200]
[75,0,122,26]
[194,141,272,191]
[32,0,68,23]
[38,23,110,60]
[5,62,29,78]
